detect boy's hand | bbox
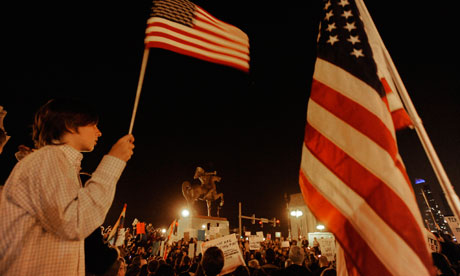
[108,134,135,161]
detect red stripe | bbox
[147,21,249,56]
[145,41,249,72]
[391,108,413,131]
[299,171,392,276]
[311,79,397,160]
[304,123,433,267]
[146,29,249,62]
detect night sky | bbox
[2,1,459,234]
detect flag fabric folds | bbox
[145,0,250,72]
[299,0,434,275]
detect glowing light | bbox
[161,228,166,233]
[290,210,303,218]
[316,224,325,231]
[181,209,190,217]
[201,224,206,229]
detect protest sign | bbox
[249,235,262,250]
[201,234,246,275]
[189,242,196,258]
[426,230,440,253]
[115,228,125,247]
[281,241,290,248]
[444,216,460,240]
[317,238,335,261]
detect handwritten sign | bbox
[426,230,440,253]
[201,234,246,275]
[249,235,262,250]
[444,216,460,241]
[317,238,336,261]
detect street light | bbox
[290,210,303,218]
[161,228,167,234]
[181,209,190,217]
[290,209,304,240]
[316,224,325,231]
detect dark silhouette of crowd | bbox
[81,220,460,276]
[84,222,340,276]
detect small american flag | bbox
[145,0,250,72]
[299,0,434,275]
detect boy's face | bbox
[67,124,101,152]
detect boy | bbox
[0,98,135,275]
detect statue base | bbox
[176,215,229,241]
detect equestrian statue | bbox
[182,167,224,217]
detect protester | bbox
[196,246,225,276]
[314,256,329,276]
[261,248,280,276]
[0,98,135,275]
[283,245,312,276]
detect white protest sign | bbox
[201,234,246,275]
[256,231,264,239]
[249,235,262,250]
[189,243,196,258]
[426,230,440,253]
[115,228,126,247]
[444,216,460,240]
[317,238,336,261]
[281,241,290,248]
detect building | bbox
[287,193,320,240]
[415,179,450,233]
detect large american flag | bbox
[145,0,250,72]
[299,0,434,275]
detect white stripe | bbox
[301,145,430,276]
[195,18,249,47]
[307,100,424,228]
[147,17,249,54]
[313,58,395,139]
[144,36,249,69]
[387,90,405,112]
[145,23,249,60]
[196,7,249,40]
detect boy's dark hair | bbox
[201,246,225,276]
[32,98,99,148]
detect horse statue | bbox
[182,167,224,217]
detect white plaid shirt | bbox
[0,144,126,275]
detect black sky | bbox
[2,1,459,233]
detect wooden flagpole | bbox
[128,48,150,134]
[356,0,460,222]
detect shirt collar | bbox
[58,144,83,168]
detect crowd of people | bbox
[85,223,338,276]
[84,219,460,276]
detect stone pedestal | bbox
[176,215,229,241]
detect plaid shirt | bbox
[0,144,126,275]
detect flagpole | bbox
[356,0,460,222]
[128,48,150,134]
